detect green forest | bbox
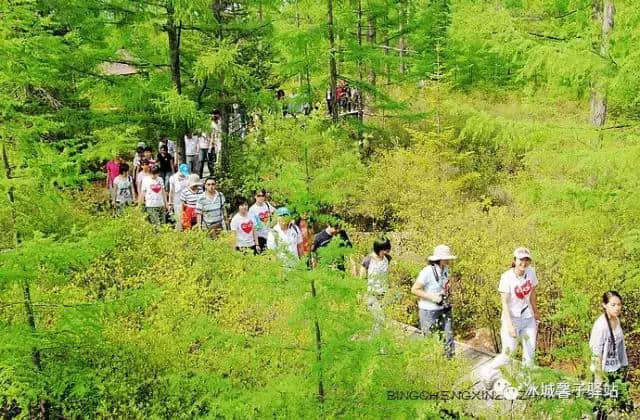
[1,0,639,418]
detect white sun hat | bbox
[513,247,532,260]
[428,244,457,261]
[188,174,201,188]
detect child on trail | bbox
[135,159,151,196]
[248,189,275,253]
[411,244,457,359]
[359,237,392,333]
[139,167,168,225]
[230,197,260,255]
[111,163,134,213]
[195,176,227,239]
[180,174,202,231]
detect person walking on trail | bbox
[230,197,260,255]
[196,177,227,239]
[138,167,168,225]
[184,131,199,174]
[105,154,122,192]
[111,163,134,213]
[142,146,156,170]
[156,144,175,190]
[197,130,213,178]
[267,207,302,265]
[210,110,222,167]
[310,220,352,270]
[411,244,457,359]
[479,247,540,388]
[590,291,632,419]
[248,189,275,252]
[180,174,202,231]
[135,159,152,196]
[168,164,190,231]
[358,237,392,334]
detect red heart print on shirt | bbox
[150,183,162,193]
[240,221,253,234]
[514,279,532,299]
[258,211,269,222]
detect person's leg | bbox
[367,294,385,334]
[198,149,206,178]
[207,150,214,175]
[519,317,538,367]
[257,236,267,254]
[500,317,519,359]
[442,309,455,358]
[418,309,439,337]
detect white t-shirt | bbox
[267,224,302,260]
[168,173,189,205]
[248,202,275,238]
[185,135,198,156]
[198,133,210,150]
[136,171,150,194]
[230,213,256,247]
[113,175,133,204]
[362,254,390,295]
[498,267,538,319]
[589,314,628,373]
[141,176,165,208]
[416,264,449,310]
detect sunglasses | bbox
[256,194,265,197]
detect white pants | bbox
[479,316,537,385]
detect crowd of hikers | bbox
[104,129,631,419]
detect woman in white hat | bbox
[411,244,457,358]
[479,247,540,389]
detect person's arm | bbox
[410,276,443,303]
[589,321,606,379]
[253,229,260,251]
[138,183,145,206]
[501,292,516,338]
[530,287,540,322]
[167,181,174,208]
[267,231,276,250]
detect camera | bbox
[440,293,452,310]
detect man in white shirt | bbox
[197,130,213,178]
[184,132,199,174]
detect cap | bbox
[513,247,532,260]
[179,163,189,176]
[188,174,201,188]
[275,207,291,217]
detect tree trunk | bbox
[327,0,339,123]
[166,4,182,95]
[367,14,376,87]
[590,0,614,127]
[2,140,41,370]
